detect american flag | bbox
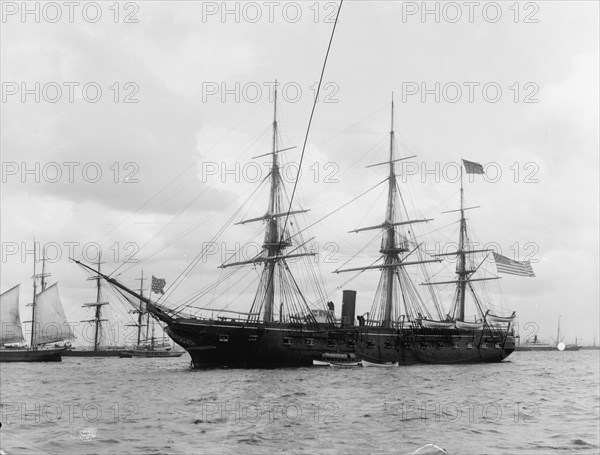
[493,253,536,277]
[462,159,484,175]
[151,276,166,294]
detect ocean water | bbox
[1,351,598,455]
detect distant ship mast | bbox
[82,255,109,352]
[30,243,51,346]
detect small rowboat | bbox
[312,359,362,367]
[361,359,398,368]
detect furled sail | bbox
[420,319,455,329]
[0,284,25,344]
[485,311,517,324]
[32,283,75,345]
[455,320,485,330]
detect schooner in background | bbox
[0,245,74,362]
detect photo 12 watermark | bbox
[201,1,340,24]
[1,401,139,424]
[1,82,140,104]
[1,241,140,264]
[400,82,539,104]
[195,401,339,424]
[1,1,140,24]
[200,160,339,184]
[386,400,539,424]
[400,2,540,24]
[2,320,158,347]
[201,240,340,265]
[201,81,339,104]
[2,161,140,184]
[396,161,540,184]
[423,241,539,264]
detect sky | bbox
[1,0,598,346]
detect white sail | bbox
[0,284,25,344]
[32,283,75,345]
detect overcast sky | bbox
[1,1,598,346]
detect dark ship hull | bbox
[0,347,65,362]
[166,319,514,368]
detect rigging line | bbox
[158,173,271,303]
[77,101,269,266]
[289,177,388,242]
[76,166,193,264]
[311,265,370,306]
[336,230,383,271]
[110,186,213,278]
[315,103,389,146]
[113,131,274,277]
[213,272,259,318]
[352,182,388,231]
[279,0,343,250]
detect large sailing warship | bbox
[1,245,74,362]
[74,92,521,368]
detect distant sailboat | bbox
[555,315,580,351]
[0,245,74,362]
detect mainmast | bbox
[264,81,281,323]
[335,96,437,327]
[382,96,398,327]
[82,255,109,351]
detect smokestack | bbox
[341,290,356,327]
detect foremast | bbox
[28,242,74,347]
[219,81,316,325]
[264,82,282,323]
